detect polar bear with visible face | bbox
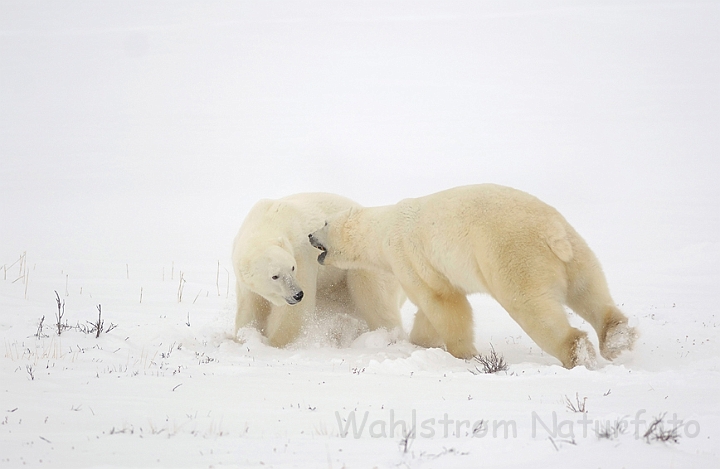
[232,193,405,347]
[309,184,637,369]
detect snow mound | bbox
[366,348,469,375]
[350,327,405,349]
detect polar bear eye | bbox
[291,266,295,272]
[271,275,279,280]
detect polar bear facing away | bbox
[309,184,637,369]
[232,193,405,347]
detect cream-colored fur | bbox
[309,184,637,369]
[232,193,405,347]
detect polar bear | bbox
[309,184,637,369]
[232,193,405,347]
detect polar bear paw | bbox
[601,321,638,361]
[570,335,597,370]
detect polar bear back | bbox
[237,192,359,248]
[390,184,579,294]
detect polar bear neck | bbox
[339,206,394,273]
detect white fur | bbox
[310,184,637,368]
[232,193,405,347]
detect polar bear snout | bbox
[287,290,304,304]
[280,275,305,305]
[308,233,328,265]
[308,232,325,250]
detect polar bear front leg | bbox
[347,269,404,332]
[265,259,318,348]
[265,305,304,347]
[409,309,443,348]
[235,285,270,338]
[405,284,478,359]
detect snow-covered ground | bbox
[1,1,719,467]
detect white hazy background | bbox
[2,1,717,275]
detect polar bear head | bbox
[308,210,358,270]
[308,223,331,265]
[236,238,304,307]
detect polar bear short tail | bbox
[545,219,574,263]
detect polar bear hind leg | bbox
[566,289,637,361]
[564,263,637,361]
[498,293,597,369]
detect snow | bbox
[1,0,719,467]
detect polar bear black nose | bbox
[293,291,304,302]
